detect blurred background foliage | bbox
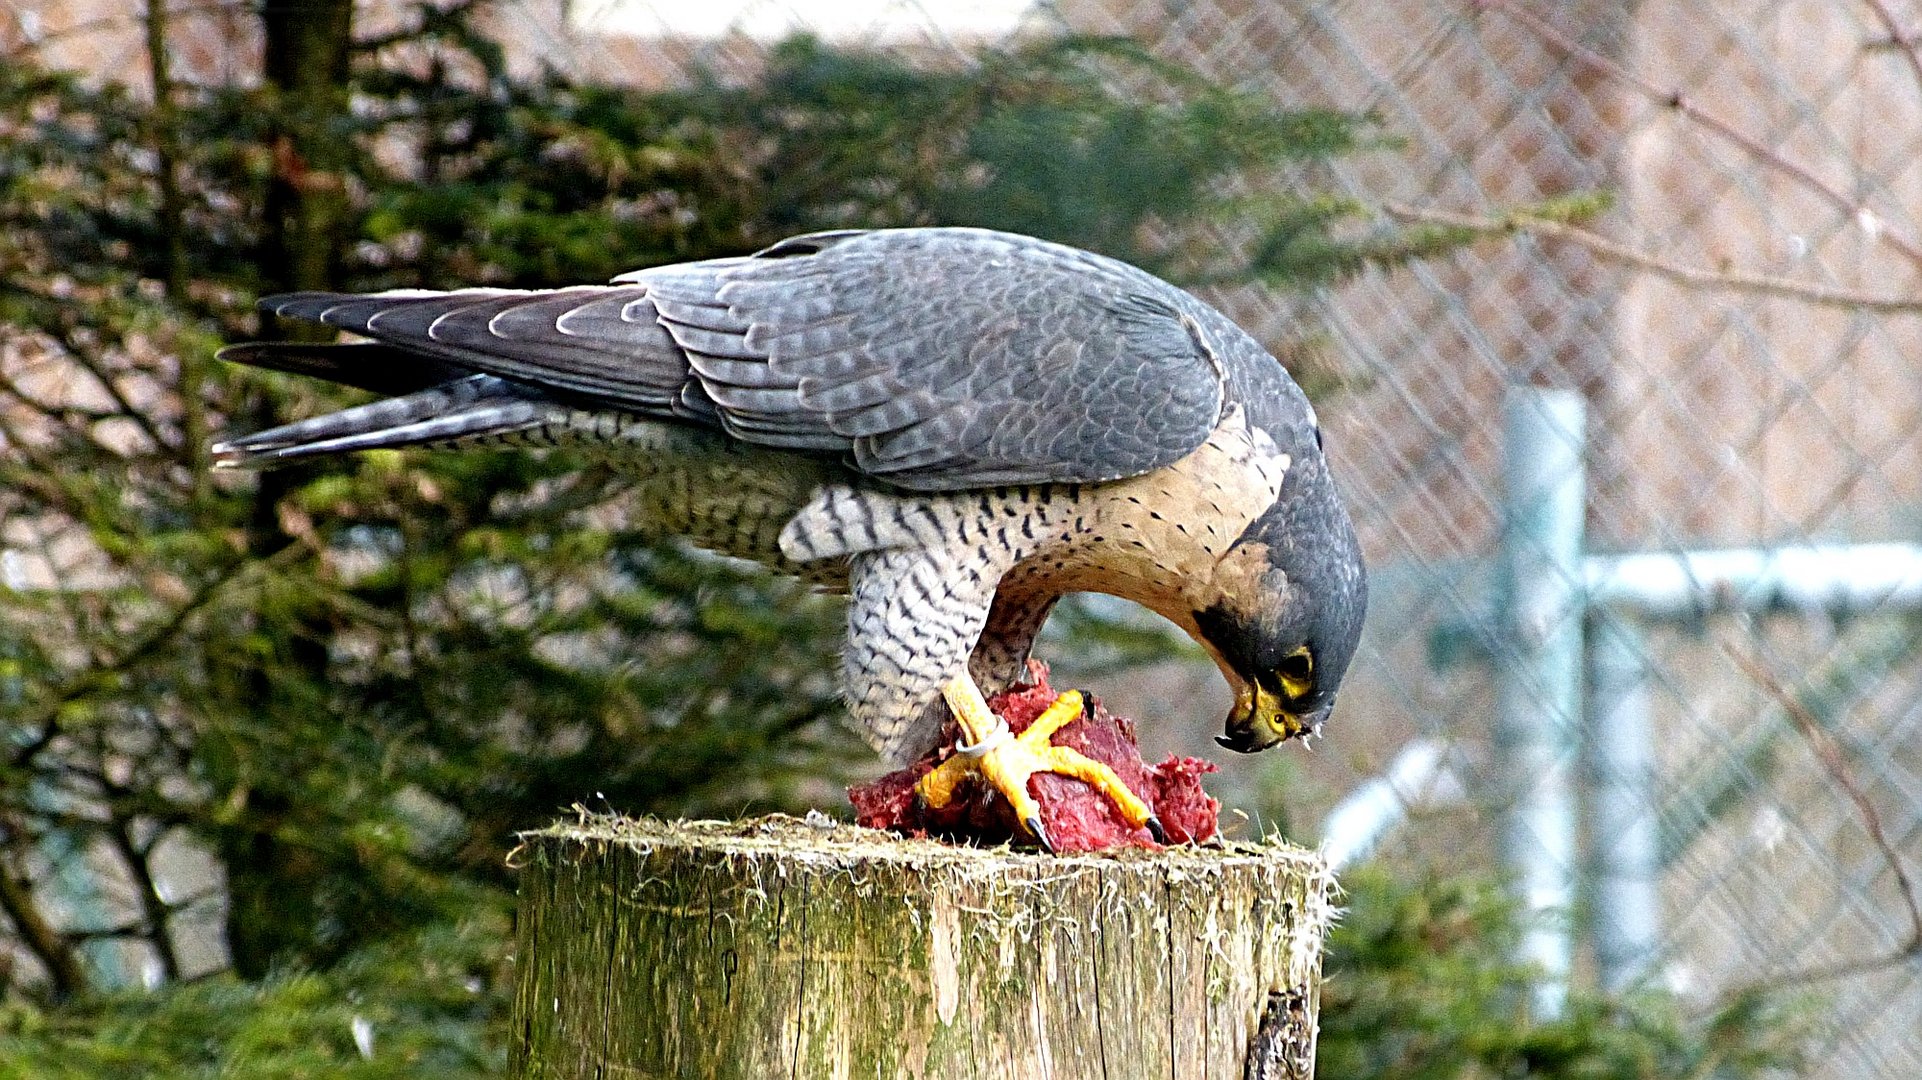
[1320,869,1811,1080]
[0,2,1801,1074]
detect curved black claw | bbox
[1144,814,1168,845]
[1023,815,1056,854]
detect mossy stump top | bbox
[510,814,1332,1080]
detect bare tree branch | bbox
[1860,0,1922,95]
[107,818,180,982]
[1723,646,1922,995]
[57,337,175,457]
[1381,201,1922,314]
[350,0,483,54]
[1476,0,1922,270]
[10,544,309,771]
[0,811,90,1000]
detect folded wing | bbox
[224,228,1230,492]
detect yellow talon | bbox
[1024,689,1089,743]
[916,676,1164,850]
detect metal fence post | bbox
[1495,386,1586,1016]
[1587,612,1661,991]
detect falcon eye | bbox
[1274,647,1315,701]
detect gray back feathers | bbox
[236,228,1241,492]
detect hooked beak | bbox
[1215,681,1323,754]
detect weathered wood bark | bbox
[510,814,1331,1079]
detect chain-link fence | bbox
[524,2,1922,1073]
[8,0,1921,1075]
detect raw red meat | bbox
[848,661,1220,853]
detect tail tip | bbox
[208,438,274,469]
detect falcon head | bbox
[1193,463,1367,754]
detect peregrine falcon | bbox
[212,227,1367,850]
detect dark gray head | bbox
[1191,460,1367,753]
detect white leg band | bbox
[954,718,1013,759]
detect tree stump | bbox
[510,814,1331,1079]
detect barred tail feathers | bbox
[209,375,562,469]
